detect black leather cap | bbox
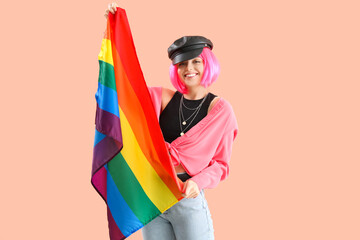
[168,36,213,64]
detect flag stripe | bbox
[103,19,111,41]
[95,104,122,142]
[91,166,108,200]
[94,129,106,146]
[105,165,144,236]
[95,82,120,118]
[107,206,126,239]
[98,38,114,66]
[119,107,179,211]
[107,152,161,223]
[98,60,116,91]
[92,136,122,175]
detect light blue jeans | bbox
[142,190,214,240]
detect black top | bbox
[160,91,217,143]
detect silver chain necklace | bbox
[180,97,205,123]
[182,100,202,111]
[178,94,208,136]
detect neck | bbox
[184,86,208,100]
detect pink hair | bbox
[169,47,220,94]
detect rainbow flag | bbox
[91,8,183,239]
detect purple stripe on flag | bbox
[95,104,122,142]
[107,206,126,240]
[92,136,122,176]
[91,166,108,200]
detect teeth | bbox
[185,73,197,77]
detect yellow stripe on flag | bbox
[98,39,114,66]
[119,107,178,211]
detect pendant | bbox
[182,121,186,125]
[180,132,184,136]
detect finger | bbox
[185,186,195,198]
[189,188,200,198]
[184,193,192,198]
[182,181,188,193]
[184,181,194,195]
[183,189,193,198]
[191,192,199,199]
[185,186,192,196]
[108,4,115,14]
[112,2,118,9]
[182,192,192,198]
[185,193,194,199]
[111,2,118,11]
[187,192,197,199]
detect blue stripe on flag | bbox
[105,164,144,237]
[95,82,120,118]
[94,129,106,146]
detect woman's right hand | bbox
[104,2,119,19]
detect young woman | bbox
[105,3,238,240]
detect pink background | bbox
[1,0,359,239]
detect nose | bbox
[185,62,194,71]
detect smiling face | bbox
[177,57,204,88]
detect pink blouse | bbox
[148,87,238,190]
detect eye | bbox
[178,62,187,66]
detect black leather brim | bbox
[172,48,204,65]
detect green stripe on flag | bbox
[98,60,117,91]
[107,152,162,224]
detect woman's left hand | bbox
[182,179,200,198]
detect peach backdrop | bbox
[1,0,359,239]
